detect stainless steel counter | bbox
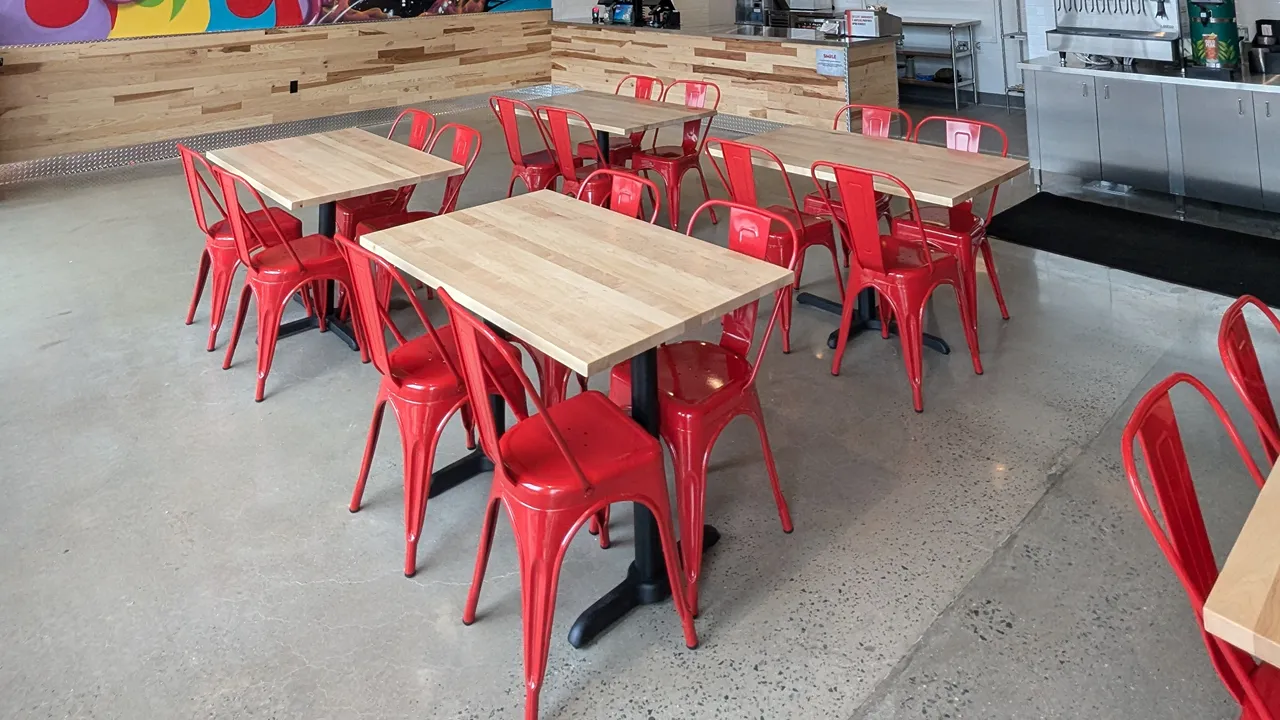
[550,18,898,49]
[1020,55,1280,95]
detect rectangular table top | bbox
[1204,463,1280,667]
[206,128,463,211]
[359,190,794,377]
[524,90,716,137]
[707,124,1029,208]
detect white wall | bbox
[1239,0,1280,37]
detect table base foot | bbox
[567,524,720,649]
[277,313,360,351]
[428,447,494,499]
[796,291,950,356]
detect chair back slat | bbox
[1219,295,1280,463]
[538,106,602,182]
[177,144,228,237]
[832,104,913,139]
[429,122,483,215]
[210,166,303,272]
[663,80,721,154]
[705,137,801,214]
[576,168,660,223]
[811,161,928,274]
[912,116,1009,224]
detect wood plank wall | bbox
[550,23,898,129]
[0,10,552,164]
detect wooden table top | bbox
[524,90,716,137]
[708,124,1029,208]
[359,190,794,377]
[1204,463,1280,667]
[206,128,463,210]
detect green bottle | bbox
[1189,0,1241,68]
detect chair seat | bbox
[355,211,439,236]
[879,234,955,276]
[521,149,583,169]
[634,145,698,163]
[500,390,662,497]
[802,190,891,218]
[764,206,830,235]
[387,325,521,403]
[1242,661,1280,719]
[578,138,638,165]
[209,207,301,246]
[889,213,980,253]
[336,190,403,239]
[609,341,750,408]
[253,234,347,277]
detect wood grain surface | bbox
[359,190,794,376]
[0,11,551,164]
[708,124,1029,208]
[550,23,899,129]
[524,90,716,136]
[206,129,462,210]
[1204,462,1280,668]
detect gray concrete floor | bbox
[0,103,1273,719]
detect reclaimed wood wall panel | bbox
[0,11,552,164]
[549,23,898,129]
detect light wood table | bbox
[524,90,716,139]
[206,128,463,349]
[361,189,793,648]
[709,124,1029,355]
[1204,463,1280,667]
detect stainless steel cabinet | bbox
[1176,85,1263,208]
[1032,71,1101,181]
[1096,78,1170,192]
[1255,93,1280,212]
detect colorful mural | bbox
[0,0,547,46]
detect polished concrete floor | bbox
[1,102,1274,719]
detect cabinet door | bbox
[1096,79,1170,192]
[1177,85,1263,208]
[1033,72,1101,180]
[1256,93,1280,212]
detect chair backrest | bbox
[576,168,660,223]
[335,236,461,385]
[912,116,1009,224]
[1120,372,1271,716]
[177,144,228,238]
[832,104,913,139]
[489,95,553,166]
[427,122,483,215]
[210,165,304,273]
[616,73,665,101]
[537,105,603,181]
[1219,295,1280,463]
[685,200,797,381]
[384,110,439,208]
[704,137,800,215]
[662,80,721,154]
[810,160,928,274]
[436,288,593,492]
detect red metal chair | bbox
[334,109,436,240]
[352,122,484,234]
[813,160,982,412]
[896,116,1011,322]
[1121,372,1277,720]
[576,74,665,168]
[179,144,304,351]
[213,167,354,402]
[707,136,843,354]
[442,288,697,720]
[538,105,613,204]
[337,237,526,576]
[1219,295,1280,464]
[575,167,661,223]
[606,200,797,615]
[802,104,913,260]
[631,80,720,229]
[491,95,578,196]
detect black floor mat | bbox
[986,192,1280,305]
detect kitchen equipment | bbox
[735,0,771,25]
[1249,46,1280,73]
[610,3,634,24]
[1189,0,1241,68]
[787,0,833,12]
[1045,0,1182,62]
[844,8,902,37]
[1256,19,1280,47]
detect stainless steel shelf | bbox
[898,47,971,59]
[898,77,974,89]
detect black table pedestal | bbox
[797,288,951,354]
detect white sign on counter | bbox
[816,48,847,77]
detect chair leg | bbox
[398,400,447,578]
[186,249,211,326]
[780,286,793,354]
[831,283,861,376]
[463,488,504,625]
[513,509,577,720]
[792,247,807,292]
[460,404,476,451]
[205,252,239,352]
[350,385,389,513]
[952,278,984,376]
[671,424,713,616]
[314,281,330,332]
[893,291,925,413]
[507,171,520,198]
[587,506,611,549]
[666,169,682,231]
[745,393,793,534]
[222,283,253,371]
[827,239,845,301]
[636,488,700,649]
[694,165,717,225]
[879,296,892,339]
[252,282,293,403]
[979,240,1010,320]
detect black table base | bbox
[797,288,951,355]
[280,201,360,351]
